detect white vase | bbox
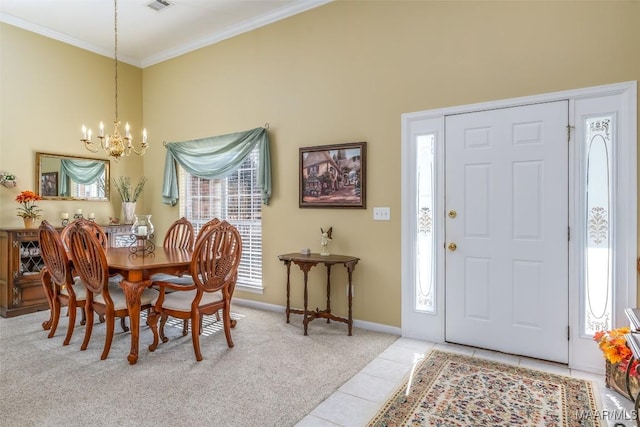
[121,202,136,224]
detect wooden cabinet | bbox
[103,224,135,248]
[0,228,49,317]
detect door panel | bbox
[445,101,569,363]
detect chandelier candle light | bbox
[81,0,149,160]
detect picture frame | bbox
[40,171,58,197]
[299,141,366,208]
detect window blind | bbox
[179,148,262,290]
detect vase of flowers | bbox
[594,326,640,401]
[114,176,147,224]
[15,190,43,228]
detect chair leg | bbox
[160,314,169,343]
[81,304,94,351]
[101,312,116,360]
[120,316,129,332]
[41,277,55,331]
[191,312,203,361]
[80,306,87,326]
[148,310,160,352]
[47,299,61,339]
[182,319,189,336]
[63,302,77,346]
[222,304,234,349]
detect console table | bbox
[278,253,359,336]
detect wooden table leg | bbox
[292,260,317,336]
[119,278,149,365]
[285,261,291,323]
[345,260,359,336]
[325,264,332,324]
[302,268,309,336]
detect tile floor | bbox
[296,338,637,427]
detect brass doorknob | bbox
[447,242,457,251]
[448,210,457,219]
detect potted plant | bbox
[0,172,17,188]
[15,190,43,228]
[594,326,640,400]
[113,176,147,224]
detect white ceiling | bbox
[0,0,332,68]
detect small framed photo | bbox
[299,141,366,208]
[41,171,58,197]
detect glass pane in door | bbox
[584,115,613,335]
[416,134,436,312]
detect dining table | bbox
[106,246,193,364]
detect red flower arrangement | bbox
[15,190,43,219]
[594,327,640,377]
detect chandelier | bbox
[81,0,148,160]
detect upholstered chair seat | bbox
[151,289,222,312]
[94,287,159,310]
[59,278,88,300]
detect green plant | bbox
[113,176,147,202]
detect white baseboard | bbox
[233,298,401,336]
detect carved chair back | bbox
[195,218,221,245]
[66,221,110,296]
[38,220,72,287]
[61,218,108,251]
[163,217,195,250]
[192,220,242,297]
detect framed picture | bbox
[41,171,58,197]
[299,141,366,208]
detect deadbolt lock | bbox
[447,242,457,251]
[448,210,457,219]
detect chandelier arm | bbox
[83,141,100,153]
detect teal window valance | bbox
[59,159,105,197]
[162,126,271,206]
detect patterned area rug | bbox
[369,350,600,427]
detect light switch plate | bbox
[373,207,390,220]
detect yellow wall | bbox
[1,1,639,327]
[0,24,145,226]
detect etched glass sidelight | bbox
[415,134,436,312]
[584,115,613,335]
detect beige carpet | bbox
[0,304,398,426]
[369,350,601,427]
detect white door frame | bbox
[401,81,637,372]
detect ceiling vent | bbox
[147,0,173,12]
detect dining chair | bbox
[61,218,128,332]
[66,220,159,360]
[151,217,222,335]
[38,220,87,345]
[148,220,242,361]
[149,217,195,334]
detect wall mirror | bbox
[35,152,110,201]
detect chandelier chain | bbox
[114,0,118,121]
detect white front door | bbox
[444,101,569,363]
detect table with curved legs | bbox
[278,252,359,336]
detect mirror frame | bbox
[35,152,110,201]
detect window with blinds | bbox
[179,148,262,290]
